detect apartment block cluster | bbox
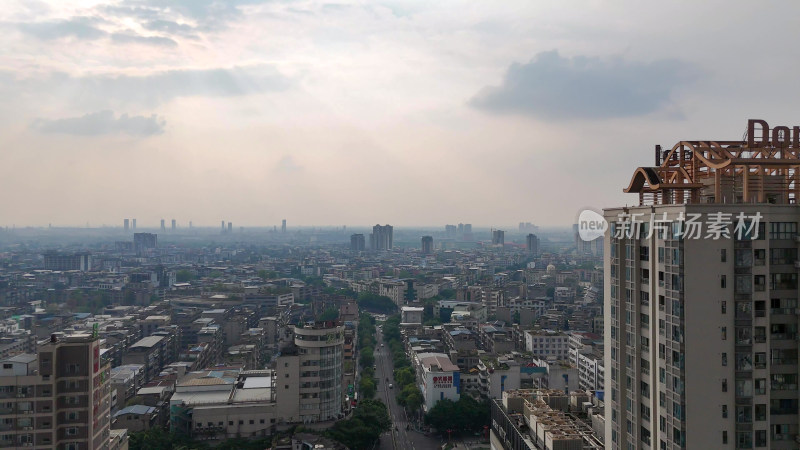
[0,219,607,448]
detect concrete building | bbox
[371,225,393,251]
[605,119,800,449]
[0,333,112,449]
[42,251,91,272]
[401,306,424,325]
[350,234,365,252]
[526,234,540,255]
[275,323,345,423]
[421,236,434,255]
[169,369,280,440]
[525,330,570,360]
[112,405,158,432]
[133,233,157,255]
[492,230,505,247]
[414,353,460,412]
[490,389,604,450]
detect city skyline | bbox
[3,1,799,226]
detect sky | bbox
[2,0,800,228]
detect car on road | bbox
[381,343,384,347]
[389,383,393,389]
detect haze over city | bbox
[3,1,799,227]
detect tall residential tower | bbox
[604,119,800,449]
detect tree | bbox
[356,293,397,314]
[438,288,456,299]
[359,349,375,369]
[404,387,424,411]
[425,396,490,434]
[393,367,415,388]
[176,270,195,282]
[359,376,376,399]
[326,399,390,449]
[318,307,339,321]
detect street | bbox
[373,326,442,450]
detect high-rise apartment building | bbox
[350,234,365,252]
[160,219,165,231]
[171,219,176,231]
[131,218,136,230]
[492,229,505,247]
[421,236,434,255]
[604,119,800,449]
[43,251,91,271]
[123,219,129,232]
[526,233,540,254]
[133,233,157,255]
[371,224,393,251]
[0,333,111,449]
[282,219,286,233]
[275,323,344,423]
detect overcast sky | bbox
[2,0,799,228]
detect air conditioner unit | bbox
[16,394,23,398]
[23,427,32,431]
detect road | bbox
[373,326,442,450]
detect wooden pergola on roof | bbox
[625,119,800,206]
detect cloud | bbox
[31,110,165,137]
[141,19,199,38]
[275,155,303,173]
[111,0,271,32]
[111,32,178,47]
[470,50,697,120]
[17,17,107,40]
[10,66,292,108]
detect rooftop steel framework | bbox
[625,119,800,206]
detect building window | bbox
[721,275,726,289]
[754,430,767,447]
[755,404,766,421]
[771,273,798,290]
[721,327,727,340]
[721,353,727,366]
[722,430,728,444]
[722,405,728,418]
[721,249,727,262]
[769,222,797,240]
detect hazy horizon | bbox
[2,1,799,227]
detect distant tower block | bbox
[132,218,137,230]
[221,221,225,232]
[124,219,129,231]
[282,219,286,233]
[421,236,433,255]
[189,221,193,229]
[160,219,166,231]
[228,222,232,233]
[171,219,176,230]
